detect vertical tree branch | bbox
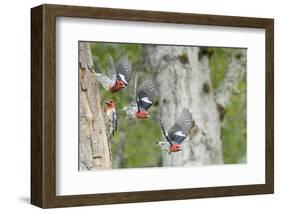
[79,42,112,170]
[215,50,246,108]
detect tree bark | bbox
[145,46,245,167]
[79,42,112,170]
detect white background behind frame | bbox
[56,17,265,196]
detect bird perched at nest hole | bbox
[105,99,118,138]
[95,54,132,93]
[156,107,193,154]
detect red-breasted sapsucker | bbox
[124,74,156,119]
[95,54,132,93]
[105,99,118,138]
[157,107,193,154]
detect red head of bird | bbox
[135,110,150,119]
[109,80,126,92]
[106,99,116,109]
[169,143,182,153]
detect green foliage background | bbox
[90,43,246,168]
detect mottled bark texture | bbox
[79,42,112,170]
[145,46,246,167]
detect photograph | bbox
[79,41,247,171]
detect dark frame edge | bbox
[31,5,44,208]
[43,184,270,208]
[265,19,274,194]
[41,3,273,28]
[31,4,57,208]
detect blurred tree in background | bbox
[209,48,246,164]
[89,42,246,168]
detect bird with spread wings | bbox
[95,54,132,93]
[124,73,157,119]
[157,108,193,154]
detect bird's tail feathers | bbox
[94,73,111,90]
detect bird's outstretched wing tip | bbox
[182,107,192,117]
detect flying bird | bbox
[95,54,132,93]
[124,74,156,119]
[157,108,193,154]
[105,99,118,138]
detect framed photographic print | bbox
[31,4,274,208]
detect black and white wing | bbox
[136,75,156,111]
[116,54,132,86]
[94,55,116,89]
[160,120,172,145]
[168,108,193,144]
[106,55,117,86]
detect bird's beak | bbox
[146,114,150,118]
[105,101,110,104]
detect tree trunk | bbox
[145,46,245,167]
[79,42,112,170]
